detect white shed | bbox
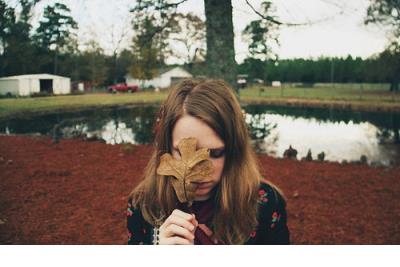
[0,74,71,96]
[125,66,192,89]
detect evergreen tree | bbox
[34,2,78,75]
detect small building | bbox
[0,74,71,96]
[272,81,282,88]
[237,74,249,89]
[125,66,192,89]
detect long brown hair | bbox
[130,79,262,244]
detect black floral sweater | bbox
[127,182,290,245]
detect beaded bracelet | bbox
[153,227,160,245]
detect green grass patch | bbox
[0,91,169,119]
[239,85,400,103]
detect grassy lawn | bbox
[239,84,400,102]
[239,85,400,111]
[1,84,400,119]
[0,91,169,119]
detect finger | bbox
[162,236,192,245]
[164,215,196,232]
[188,215,198,234]
[190,214,198,228]
[172,209,193,221]
[165,224,195,241]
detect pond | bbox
[0,104,399,166]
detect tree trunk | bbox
[54,50,58,75]
[204,0,237,91]
[389,81,399,92]
[113,52,117,84]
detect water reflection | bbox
[101,121,137,144]
[245,112,395,165]
[245,113,277,153]
[0,104,399,166]
[0,106,158,145]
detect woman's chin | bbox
[195,189,210,200]
[194,187,214,201]
[194,194,210,201]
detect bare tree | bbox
[170,13,206,65]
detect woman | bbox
[127,79,290,245]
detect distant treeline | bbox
[1,51,394,87]
[237,56,393,84]
[2,1,399,91]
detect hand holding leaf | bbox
[156,137,214,206]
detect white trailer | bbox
[0,74,71,96]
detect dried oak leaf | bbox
[156,137,214,206]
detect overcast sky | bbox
[22,0,389,63]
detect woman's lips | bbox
[194,182,212,189]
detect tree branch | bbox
[163,0,188,9]
[245,0,338,27]
[131,0,188,12]
[245,0,282,25]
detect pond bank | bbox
[1,93,400,120]
[0,102,160,121]
[0,135,399,244]
[241,97,400,113]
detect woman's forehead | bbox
[172,115,224,149]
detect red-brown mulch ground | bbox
[0,135,399,244]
